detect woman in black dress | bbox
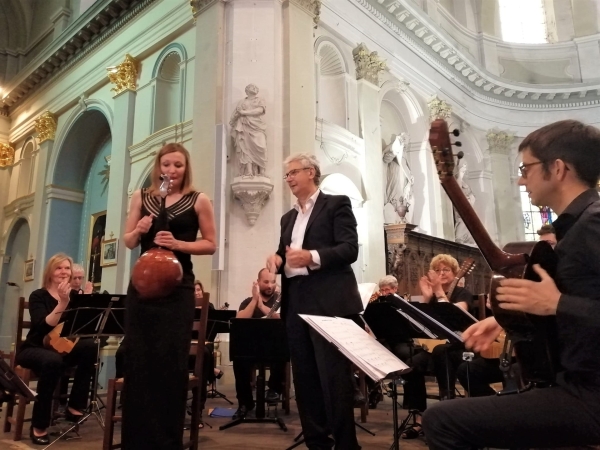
[15,253,97,445]
[122,143,216,449]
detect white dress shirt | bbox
[284,189,322,278]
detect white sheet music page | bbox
[298,314,409,381]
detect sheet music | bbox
[358,282,378,309]
[299,314,409,381]
[393,294,463,343]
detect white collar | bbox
[293,188,321,212]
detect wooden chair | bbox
[2,296,75,440]
[102,293,210,450]
[3,297,33,440]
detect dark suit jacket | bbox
[276,191,363,319]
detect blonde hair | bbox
[430,254,459,275]
[147,143,195,195]
[42,253,73,289]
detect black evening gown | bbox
[122,190,200,450]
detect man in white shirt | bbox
[267,153,363,450]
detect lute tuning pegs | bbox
[452,129,460,136]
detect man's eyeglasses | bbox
[433,268,452,274]
[283,168,310,180]
[518,161,544,179]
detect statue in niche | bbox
[229,84,267,177]
[454,160,476,245]
[382,133,412,224]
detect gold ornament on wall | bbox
[0,143,15,167]
[352,43,387,85]
[427,95,452,123]
[107,54,139,96]
[34,111,58,143]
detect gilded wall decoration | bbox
[352,43,387,85]
[107,54,139,95]
[0,143,15,167]
[427,95,452,122]
[34,111,58,143]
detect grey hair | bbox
[378,275,398,289]
[284,153,322,186]
[72,263,85,274]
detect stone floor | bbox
[1,372,431,450]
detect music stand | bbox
[219,318,289,432]
[205,309,236,404]
[363,299,436,450]
[43,294,125,449]
[0,358,36,401]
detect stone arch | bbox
[315,38,349,129]
[151,43,188,133]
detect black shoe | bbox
[353,391,366,408]
[232,405,248,420]
[30,428,50,445]
[64,409,85,424]
[265,389,279,403]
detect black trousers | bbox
[422,385,600,449]
[456,356,503,397]
[286,282,360,450]
[232,359,285,408]
[391,342,430,412]
[15,338,97,429]
[431,343,464,398]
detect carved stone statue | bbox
[382,133,411,224]
[454,160,476,245]
[229,84,267,177]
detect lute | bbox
[428,118,559,385]
[43,323,79,355]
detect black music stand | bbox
[43,294,125,448]
[205,309,236,404]
[219,318,289,432]
[363,299,434,450]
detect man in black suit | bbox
[267,153,363,450]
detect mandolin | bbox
[428,118,559,385]
[43,323,79,355]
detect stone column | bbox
[283,0,320,156]
[103,54,138,294]
[354,43,386,281]
[486,129,519,245]
[29,112,57,286]
[426,95,454,240]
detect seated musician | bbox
[374,275,430,439]
[232,268,284,420]
[15,253,98,445]
[69,264,93,295]
[419,254,473,400]
[537,223,557,248]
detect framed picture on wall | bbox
[88,210,107,287]
[24,259,35,282]
[101,239,118,267]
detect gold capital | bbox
[35,111,58,143]
[0,142,15,167]
[107,54,139,96]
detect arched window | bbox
[17,141,34,197]
[499,0,548,43]
[153,51,182,132]
[520,185,557,241]
[316,42,348,129]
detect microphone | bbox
[7,282,19,287]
